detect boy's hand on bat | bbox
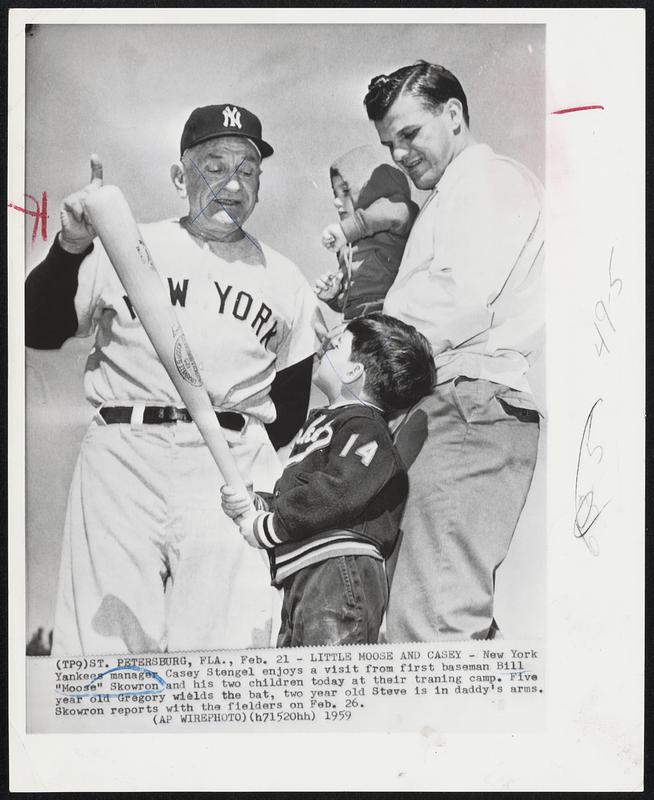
[220,486,265,549]
[220,485,253,521]
[237,514,263,549]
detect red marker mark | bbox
[551,105,605,115]
[8,192,48,243]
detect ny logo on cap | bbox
[222,106,242,129]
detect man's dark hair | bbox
[364,60,469,127]
[348,313,436,413]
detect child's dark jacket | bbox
[251,404,408,586]
[328,146,418,318]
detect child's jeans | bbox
[277,555,387,647]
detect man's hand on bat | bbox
[59,154,104,254]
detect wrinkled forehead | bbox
[188,136,261,163]
[375,91,438,138]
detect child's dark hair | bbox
[347,313,436,412]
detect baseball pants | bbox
[383,377,540,642]
[52,414,281,655]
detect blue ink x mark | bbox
[184,155,261,252]
[56,664,167,699]
[189,157,244,223]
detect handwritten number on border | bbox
[574,398,609,555]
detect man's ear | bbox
[170,162,187,199]
[446,98,464,133]
[343,361,364,385]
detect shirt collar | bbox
[432,143,494,197]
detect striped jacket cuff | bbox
[253,512,284,549]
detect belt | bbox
[99,405,245,431]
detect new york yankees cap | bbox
[180,104,274,159]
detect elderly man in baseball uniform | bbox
[364,62,544,642]
[25,104,317,654]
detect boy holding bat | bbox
[222,313,435,646]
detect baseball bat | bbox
[83,185,252,503]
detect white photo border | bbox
[9,7,645,792]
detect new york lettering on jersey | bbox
[75,218,315,412]
[120,276,279,348]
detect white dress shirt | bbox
[384,143,544,397]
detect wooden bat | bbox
[83,185,252,502]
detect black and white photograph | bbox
[24,21,545,657]
[9,8,644,793]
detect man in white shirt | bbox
[365,61,544,641]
